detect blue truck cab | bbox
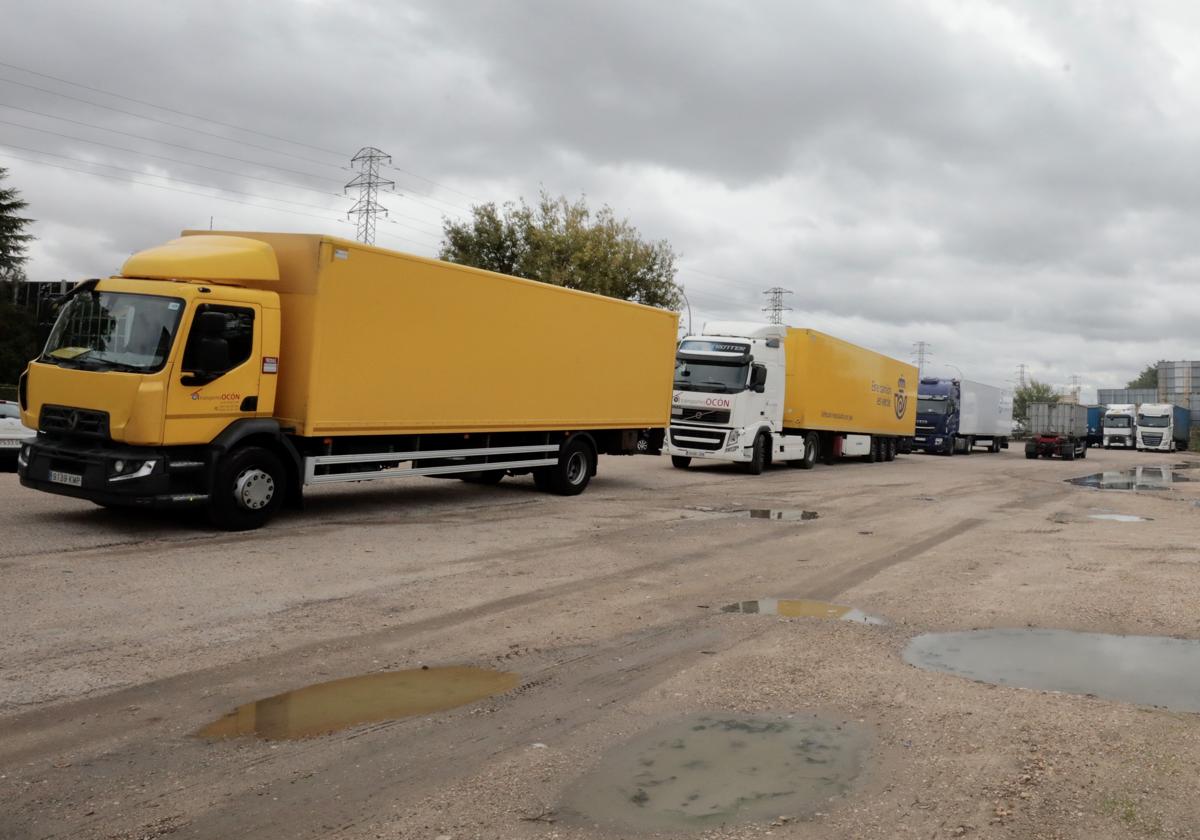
[915,378,958,455]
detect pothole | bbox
[904,629,1200,712]
[1088,513,1152,522]
[686,506,818,521]
[561,713,869,831]
[195,666,518,740]
[721,599,886,624]
[1068,465,1195,491]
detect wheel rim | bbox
[566,451,587,485]
[235,467,275,510]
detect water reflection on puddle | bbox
[904,629,1200,711]
[196,666,518,740]
[1068,465,1194,491]
[562,713,869,831]
[687,506,819,521]
[721,599,886,625]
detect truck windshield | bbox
[1137,414,1169,427]
[41,291,185,373]
[674,359,747,393]
[1105,416,1132,428]
[917,397,949,415]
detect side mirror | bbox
[750,364,767,393]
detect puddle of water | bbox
[562,713,869,831]
[1068,466,1194,491]
[195,666,518,740]
[1088,513,1152,522]
[686,506,818,521]
[721,599,885,625]
[904,629,1200,712]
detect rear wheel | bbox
[209,446,285,531]
[538,437,595,496]
[866,436,878,463]
[671,455,692,469]
[1025,449,1037,460]
[742,434,767,475]
[884,438,896,462]
[796,431,818,470]
[1063,444,1075,461]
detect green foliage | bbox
[1013,379,1058,424]
[440,191,682,310]
[0,286,39,385]
[1126,362,1161,390]
[0,167,34,281]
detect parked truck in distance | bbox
[18,233,679,529]
[1025,403,1089,460]
[914,377,1012,455]
[1136,403,1190,452]
[1085,405,1105,448]
[1102,404,1137,449]
[666,322,916,473]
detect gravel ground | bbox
[1,446,1198,840]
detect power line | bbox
[1016,363,1028,388]
[0,101,340,183]
[912,341,932,377]
[0,59,348,159]
[388,165,481,204]
[762,286,792,325]
[0,76,347,171]
[345,147,394,245]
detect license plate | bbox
[49,470,83,487]
[0,438,19,447]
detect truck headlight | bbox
[108,459,157,482]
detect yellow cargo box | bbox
[184,232,679,438]
[782,329,917,437]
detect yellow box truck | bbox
[17,232,678,529]
[666,322,916,472]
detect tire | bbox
[796,431,818,470]
[209,446,286,531]
[461,470,505,485]
[671,455,692,469]
[1063,445,1075,461]
[539,437,595,496]
[884,438,896,462]
[742,434,767,475]
[866,436,878,463]
[963,437,973,455]
[1025,450,1037,460]
[1079,444,1088,460]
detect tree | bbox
[1013,379,1058,425]
[440,191,681,309]
[0,283,39,387]
[0,166,34,282]
[1126,362,1161,390]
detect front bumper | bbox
[665,424,749,461]
[18,436,210,508]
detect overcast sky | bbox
[4,0,1200,399]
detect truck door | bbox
[164,302,262,444]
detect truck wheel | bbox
[1079,444,1087,460]
[209,446,285,531]
[866,437,878,463]
[671,455,692,469]
[1025,449,1037,460]
[963,437,973,455]
[541,437,595,496]
[742,434,767,475]
[796,431,818,470]
[1063,445,1075,461]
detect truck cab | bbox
[666,322,802,473]
[1102,404,1136,449]
[915,379,958,455]
[18,237,284,522]
[1136,403,1185,452]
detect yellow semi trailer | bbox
[667,322,917,472]
[18,232,678,529]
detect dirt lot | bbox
[2,446,1199,840]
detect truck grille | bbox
[39,405,110,439]
[1141,433,1164,447]
[671,406,732,424]
[670,426,727,451]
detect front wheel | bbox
[538,437,595,496]
[742,434,767,475]
[209,446,286,531]
[671,455,692,469]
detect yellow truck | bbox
[17,232,678,529]
[667,322,916,472]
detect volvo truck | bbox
[1136,403,1190,452]
[1102,404,1137,449]
[17,233,678,529]
[1024,403,1089,460]
[665,323,916,473]
[914,377,1012,455]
